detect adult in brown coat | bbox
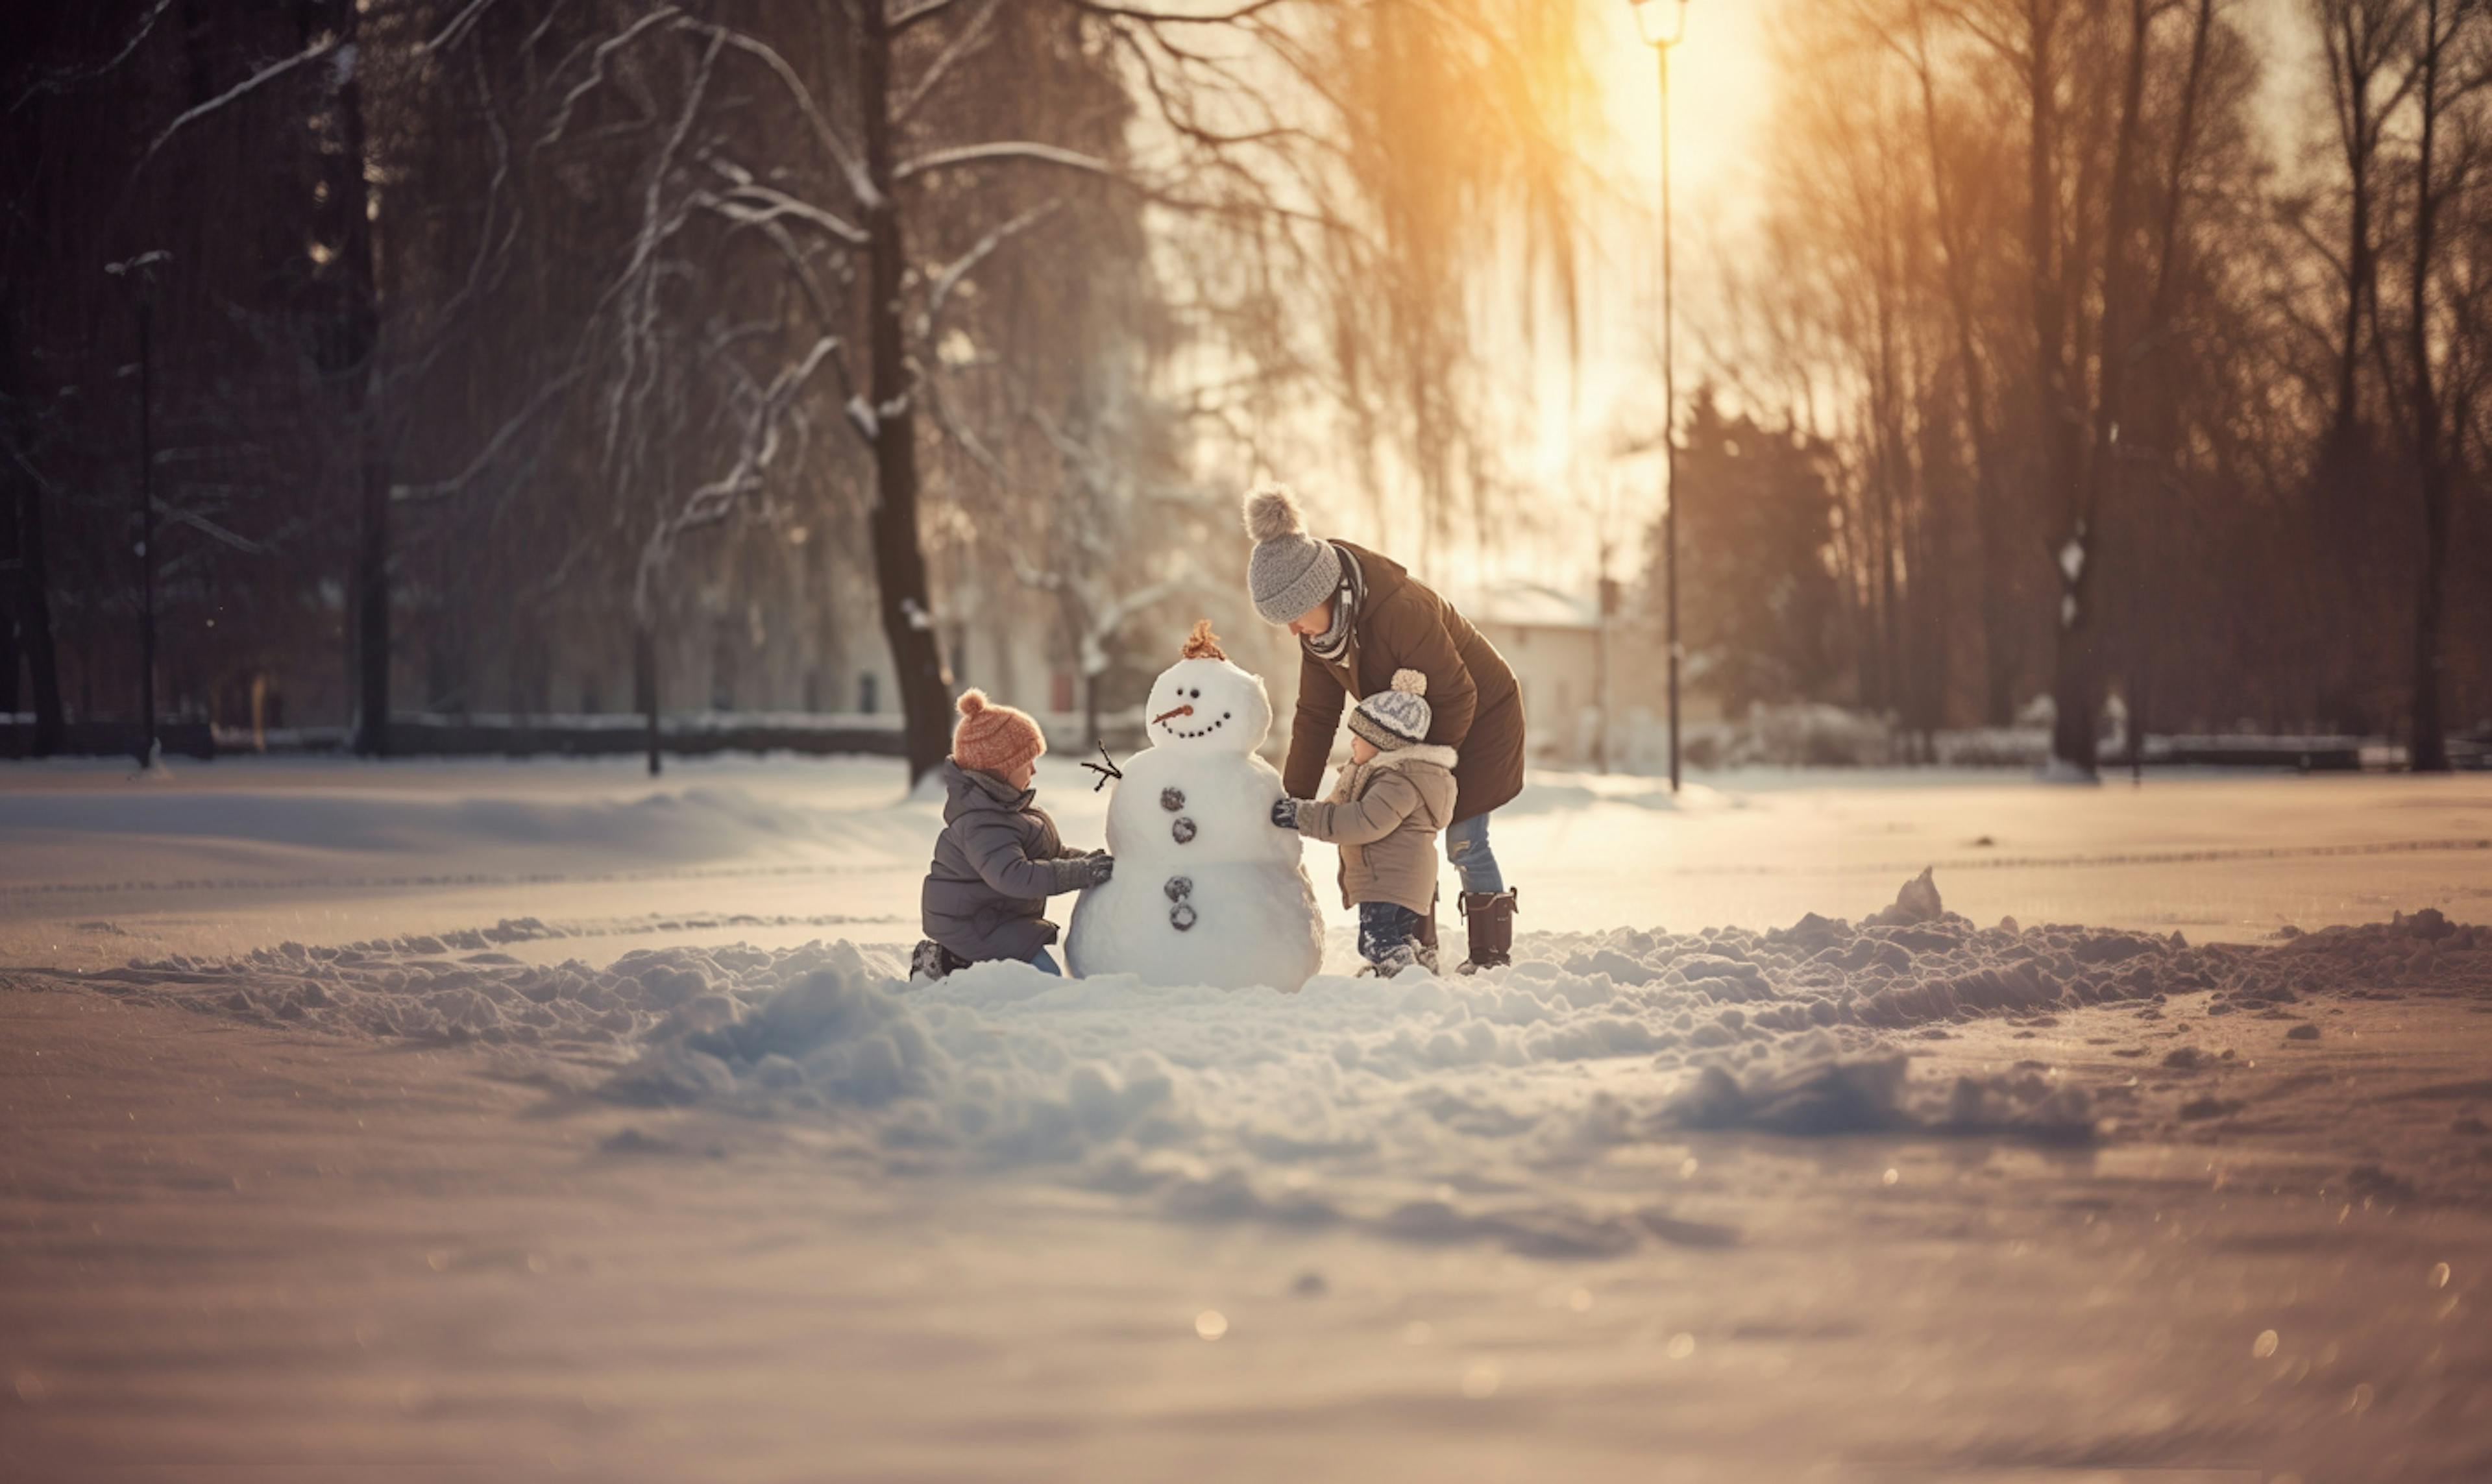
[1243,483,1526,970]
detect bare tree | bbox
[2389,0,2487,770]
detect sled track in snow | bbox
[1551,836,2492,878]
[8,838,2487,903]
[0,859,898,900]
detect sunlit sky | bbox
[1587,0,1775,201]
[1491,0,1776,593]
[1481,0,2313,596]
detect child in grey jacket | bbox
[1272,670,1458,974]
[916,691,1112,979]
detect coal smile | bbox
[1157,711,1233,740]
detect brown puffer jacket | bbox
[1294,744,1461,914]
[1282,542,1525,823]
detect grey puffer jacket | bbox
[922,760,1096,962]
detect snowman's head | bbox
[1144,622,1272,753]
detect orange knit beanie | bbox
[951,690,1046,774]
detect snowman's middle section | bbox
[1104,746,1302,868]
[1065,742,1326,990]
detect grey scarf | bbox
[1304,543,1365,665]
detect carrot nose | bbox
[1151,703,1195,726]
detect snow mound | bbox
[80,934,909,1056]
[1668,1053,2096,1143]
[40,879,2489,1258]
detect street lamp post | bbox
[1630,0,1690,794]
[106,250,169,770]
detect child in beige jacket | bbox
[1270,669,1458,973]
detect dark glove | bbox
[1084,852,1116,886]
[1271,797,1301,829]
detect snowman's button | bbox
[1164,875,1192,902]
[1160,786,1185,812]
[1171,817,1197,845]
[1169,902,1198,932]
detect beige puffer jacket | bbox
[1293,743,1460,914]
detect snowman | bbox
[1066,620,1325,991]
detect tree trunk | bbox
[2411,455,2450,770]
[2327,0,2388,446]
[0,460,18,718]
[299,0,390,756]
[136,287,156,768]
[2334,156,2373,444]
[338,5,390,759]
[858,1,954,785]
[2054,0,2154,778]
[2407,0,2450,772]
[1910,27,2014,725]
[635,618,661,777]
[7,457,65,755]
[2024,0,2094,772]
[0,565,15,721]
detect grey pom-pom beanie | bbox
[1243,482,1344,624]
[1349,668,1433,751]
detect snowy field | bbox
[3,757,2491,1481]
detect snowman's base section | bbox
[1066,862,1325,992]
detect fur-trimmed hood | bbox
[1366,742,1458,773]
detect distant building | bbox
[1444,580,1736,768]
[1453,582,1605,764]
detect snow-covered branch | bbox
[541,6,679,147]
[160,505,267,555]
[922,372,1016,487]
[899,0,1007,119]
[1062,0,1293,23]
[917,198,1062,342]
[894,141,1119,185]
[891,0,971,32]
[420,0,505,54]
[392,365,584,504]
[673,335,840,529]
[596,27,721,484]
[634,334,843,616]
[696,201,871,450]
[701,161,868,247]
[895,138,1345,238]
[679,20,880,210]
[1075,572,1193,675]
[10,0,175,114]
[139,33,343,172]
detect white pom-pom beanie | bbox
[1242,481,1344,624]
[1349,669,1432,751]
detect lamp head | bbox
[1629,0,1692,47]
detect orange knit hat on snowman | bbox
[951,690,1047,775]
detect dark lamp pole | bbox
[1630,0,1690,792]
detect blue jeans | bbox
[1029,947,1062,975]
[1357,902,1426,967]
[1445,811,1504,894]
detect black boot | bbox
[909,940,971,982]
[1457,888,1518,974]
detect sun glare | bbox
[1586,0,1774,201]
[1513,0,1779,550]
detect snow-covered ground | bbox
[3,757,2489,1481]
